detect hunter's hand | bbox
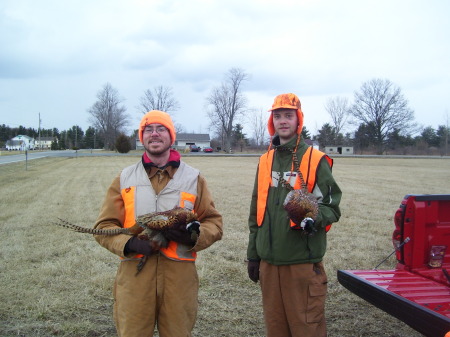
[301,217,317,235]
[125,236,154,256]
[165,221,200,245]
[247,259,260,283]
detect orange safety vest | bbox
[256,147,333,231]
[120,162,199,261]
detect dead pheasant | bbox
[283,189,319,226]
[279,149,319,229]
[54,206,199,273]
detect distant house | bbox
[6,135,35,151]
[325,146,354,155]
[35,136,57,150]
[136,133,211,151]
[175,133,211,151]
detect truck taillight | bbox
[393,205,405,262]
[394,208,404,230]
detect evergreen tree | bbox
[115,133,131,153]
[301,126,311,140]
[436,125,450,155]
[231,123,249,151]
[421,126,439,147]
[316,123,336,148]
[354,122,377,153]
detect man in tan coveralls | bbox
[94,110,223,337]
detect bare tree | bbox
[349,78,415,154]
[325,96,349,135]
[248,108,268,147]
[174,122,185,134]
[206,68,249,152]
[88,83,129,150]
[137,85,180,114]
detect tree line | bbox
[214,72,449,156]
[314,78,449,155]
[1,69,449,155]
[0,124,105,150]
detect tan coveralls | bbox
[94,160,223,337]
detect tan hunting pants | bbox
[113,254,198,337]
[260,260,328,337]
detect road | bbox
[0,149,252,166]
[0,150,82,165]
[1,150,447,166]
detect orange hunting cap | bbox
[139,110,176,145]
[267,93,304,136]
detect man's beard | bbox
[144,142,171,156]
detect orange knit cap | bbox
[139,110,176,145]
[267,93,304,136]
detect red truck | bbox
[338,194,450,337]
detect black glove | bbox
[247,259,260,283]
[124,236,153,256]
[165,221,200,245]
[300,217,317,235]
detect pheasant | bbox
[54,206,199,273]
[283,188,319,226]
[279,149,319,231]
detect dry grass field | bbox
[1,155,449,336]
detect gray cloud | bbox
[1,0,449,134]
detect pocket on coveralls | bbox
[306,266,327,323]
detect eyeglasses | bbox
[143,126,168,134]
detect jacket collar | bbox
[142,149,181,178]
[272,135,299,152]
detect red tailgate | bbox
[338,269,450,337]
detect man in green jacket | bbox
[247,93,341,337]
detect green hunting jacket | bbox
[247,136,342,265]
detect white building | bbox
[324,146,354,155]
[6,135,36,151]
[174,133,211,151]
[35,136,56,150]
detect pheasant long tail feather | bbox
[54,218,132,236]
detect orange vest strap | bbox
[121,186,136,229]
[299,147,332,192]
[256,151,275,227]
[120,186,144,258]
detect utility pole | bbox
[38,113,41,150]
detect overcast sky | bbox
[1,0,449,137]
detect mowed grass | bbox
[0,155,449,337]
